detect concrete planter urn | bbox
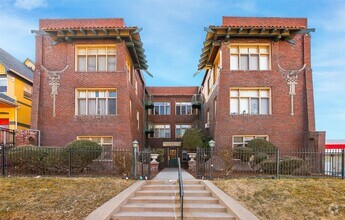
[150,154,159,162]
[188,153,196,161]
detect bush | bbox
[233,147,253,162]
[280,156,305,175]
[113,151,132,175]
[219,149,234,175]
[66,140,102,172]
[292,164,312,176]
[247,139,277,154]
[260,159,277,174]
[43,149,68,174]
[152,149,164,162]
[254,152,269,164]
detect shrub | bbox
[219,149,234,175]
[43,149,68,174]
[152,149,164,162]
[260,159,277,174]
[66,140,102,172]
[7,146,48,174]
[113,151,132,175]
[280,156,305,175]
[247,139,277,154]
[233,147,253,162]
[292,164,312,176]
[254,152,269,164]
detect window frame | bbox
[232,135,269,148]
[175,124,192,139]
[151,101,171,115]
[230,88,271,115]
[75,89,117,116]
[77,136,113,160]
[175,101,193,115]
[0,77,7,93]
[230,44,271,71]
[153,124,171,138]
[75,45,116,72]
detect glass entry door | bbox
[168,148,177,167]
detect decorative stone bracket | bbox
[278,64,306,116]
[41,65,69,117]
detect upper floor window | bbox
[230,88,270,115]
[76,89,116,115]
[230,45,269,70]
[152,102,170,115]
[23,84,32,100]
[176,102,192,115]
[77,136,113,160]
[76,46,116,72]
[176,124,191,138]
[0,78,7,92]
[232,135,268,148]
[154,124,170,138]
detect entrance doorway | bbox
[168,148,177,167]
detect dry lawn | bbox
[213,178,345,220]
[0,177,134,219]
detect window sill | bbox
[75,115,117,119]
[74,71,121,74]
[229,114,272,117]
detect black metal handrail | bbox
[177,157,184,220]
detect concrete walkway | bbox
[153,168,196,180]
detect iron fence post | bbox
[1,144,5,177]
[133,141,138,178]
[341,149,345,179]
[276,148,280,179]
[68,148,71,176]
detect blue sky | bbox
[0,0,344,139]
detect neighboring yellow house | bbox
[0,48,34,130]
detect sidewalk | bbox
[153,167,195,180]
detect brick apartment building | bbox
[31,17,325,164]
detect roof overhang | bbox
[32,27,151,75]
[197,26,315,71]
[0,98,17,107]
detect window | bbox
[152,102,170,115]
[176,124,191,138]
[230,45,269,70]
[154,124,170,138]
[232,135,268,148]
[230,88,270,115]
[137,110,140,130]
[76,89,116,115]
[76,46,116,71]
[23,84,32,100]
[77,136,113,160]
[176,102,192,115]
[0,78,7,92]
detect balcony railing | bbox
[191,94,203,108]
[145,94,154,109]
[145,122,154,134]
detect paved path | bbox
[153,168,196,180]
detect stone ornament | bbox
[41,65,69,117]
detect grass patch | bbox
[0,177,135,219]
[213,178,345,220]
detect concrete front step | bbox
[112,211,236,220]
[135,190,212,197]
[120,203,227,213]
[142,184,205,190]
[129,195,219,204]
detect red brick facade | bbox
[31,19,145,149]
[200,17,325,151]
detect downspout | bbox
[15,106,19,129]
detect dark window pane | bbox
[108,99,116,114]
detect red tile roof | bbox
[39,18,126,30]
[147,87,199,96]
[222,16,307,29]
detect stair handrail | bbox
[177,157,184,220]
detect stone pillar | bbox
[188,160,196,172]
[150,161,159,173]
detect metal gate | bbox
[1,128,16,176]
[137,148,152,179]
[196,147,213,179]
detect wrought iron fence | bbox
[194,147,345,180]
[1,145,154,178]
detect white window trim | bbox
[232,135,269,148]
[229,44,271,71]
[75,45,116,72]
[175,101,193,115]
[75,89,117,116]
[229,87,271,115]
[153,124,171,138]
[151,101,171,115]
[175,124,192,139]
